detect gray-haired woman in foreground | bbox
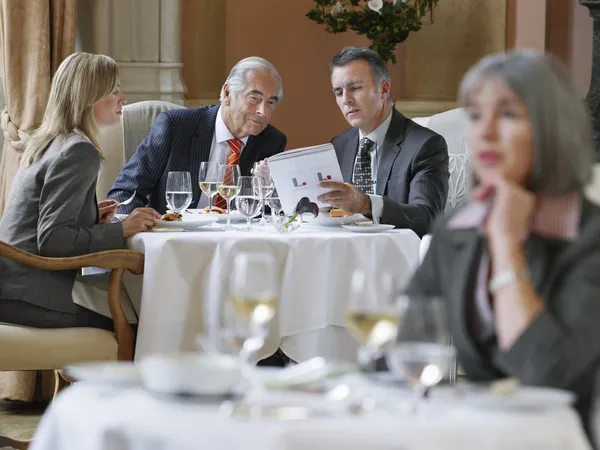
[406,50,600,446]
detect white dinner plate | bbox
[303,212,366,227]
[64,361,140,386]
[437,384,575,411]
[341,224,395,233]
[154,215,219,230]
[138,353,243,397]
[186,209,247,223]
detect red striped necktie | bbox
[214,138,242,209]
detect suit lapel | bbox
[189,107,217,206]
[445,229,485,371]
[339,129,359,183]
[240,135,260,175]
[376,109,405,195]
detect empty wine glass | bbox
[199,162,221,215]
[345,269,399,372]
[253,162,275,226]
[235,176,263,231]
[386,296,456,414]
[228,252,279,390]
[266,188,283,217]
[165,171,193,214]
[217,164,241,230]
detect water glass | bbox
[165,171,193,213]
[235,176,263,231]
[199,162,221,214]
[386,295,455,413]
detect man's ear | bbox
[381,80,391,101]
[222,84,231,106]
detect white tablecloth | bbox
[126,226,421,363]
[30,383,592,450]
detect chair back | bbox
[423,108,470,211]
[97,100,185,200]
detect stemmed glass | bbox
[165,171,193,214]
[199,162,221,215]
[345,269,399,372]
[253,162,275,226]
[266,188,283,217]
[217,164,241,230]
[235,176,263,231]
[228,252,279,389]
[386,296,456,414]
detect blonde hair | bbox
[21,52,119,168]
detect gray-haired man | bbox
[108,56,287,214]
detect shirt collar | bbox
[447,192,582,240]
[358,109,393,152]
[215,106,250,147]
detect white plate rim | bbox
[155,215,219,229]
[64,361,140,385]
[341,224,395,233]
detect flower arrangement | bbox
[306,0,440,64]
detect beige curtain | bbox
[0,0,76,402]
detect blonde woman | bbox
[0,52,160,330]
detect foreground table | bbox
[30,383,591,450]
[126,226,421,363]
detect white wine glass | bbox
[252,162,275,226]
[229,252,279,390]
[386,296,455,414]
[199,162,221,215]
[217,164,241,231]
[235,176,263,231]
[345,269,399,372]
[165,171,193,214]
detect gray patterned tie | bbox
[353,137,375,194]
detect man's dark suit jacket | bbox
[407,198,600,446]
[107,104,287,214]
[332,108,449,238]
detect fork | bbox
[117,190,136,209]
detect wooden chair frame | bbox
[0,242,144,449]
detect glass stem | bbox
[226,199,232,228]
[208,194,213,214]
[261,199,267,222]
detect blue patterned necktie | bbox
[353,137,375,194]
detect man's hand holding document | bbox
[267,143,343,214]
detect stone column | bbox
[580,0,600,159]
[78,0,185,104]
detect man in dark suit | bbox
[318,47,449,238]
[107,57,287,214]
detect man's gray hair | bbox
[459,50,594,195]
[330,47,392,104]
[220,56,283,104]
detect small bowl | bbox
[271,213,302,234]
[138,352,243,396]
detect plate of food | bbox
[186,207,246,223]
[154,212,219,230]
[303,209,366,227]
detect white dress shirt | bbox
[197,106,249,208]
[355,109,393,222]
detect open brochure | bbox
[267,143,343,214]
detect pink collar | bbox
[447,192,581,240]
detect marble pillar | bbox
[78,0,185,104]
[580,0,600,159]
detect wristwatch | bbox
[489,268,530,295]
